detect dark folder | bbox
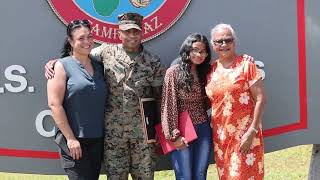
[139,98,160,143]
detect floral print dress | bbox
[205,56,264,180]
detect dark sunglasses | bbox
[212,38,234,46]
[70,20,90,27]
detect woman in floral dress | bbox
[206,24,266,180]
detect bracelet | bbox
[249,126,258,133]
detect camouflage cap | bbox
[118,12,143,31]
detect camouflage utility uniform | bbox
[91,43,165,180]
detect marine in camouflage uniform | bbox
[91,13,165,180]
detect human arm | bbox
[160,66,188,149]
[240,79,266,153]
[249,80,266,131]
[89,44,106,62]
[240,61,266,153]
[47,61,82,160]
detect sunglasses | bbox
[212,38,234,46]
[69,20,90,28]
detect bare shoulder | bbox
[54,60,65,70]
[51,60,66,79]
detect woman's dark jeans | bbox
[170,121,212,180]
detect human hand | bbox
[67,138,82,160]
[44,59,58,79]
[240,129,255,154]
[173,136,188,150]
[243,54,254,62]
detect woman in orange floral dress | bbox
[205,24,266,180]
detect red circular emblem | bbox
[47,0,191,44]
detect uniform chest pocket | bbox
[105,62,125,84]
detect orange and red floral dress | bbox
[205,56,264,180]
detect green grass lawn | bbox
[0,145,312,180]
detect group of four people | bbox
[46,12,266,180]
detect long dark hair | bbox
[178,33,211,92]
[60,20,91,58]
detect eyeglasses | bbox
[212,38,234,46]
[190,48,208,57]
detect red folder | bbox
[155,111,197,155]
